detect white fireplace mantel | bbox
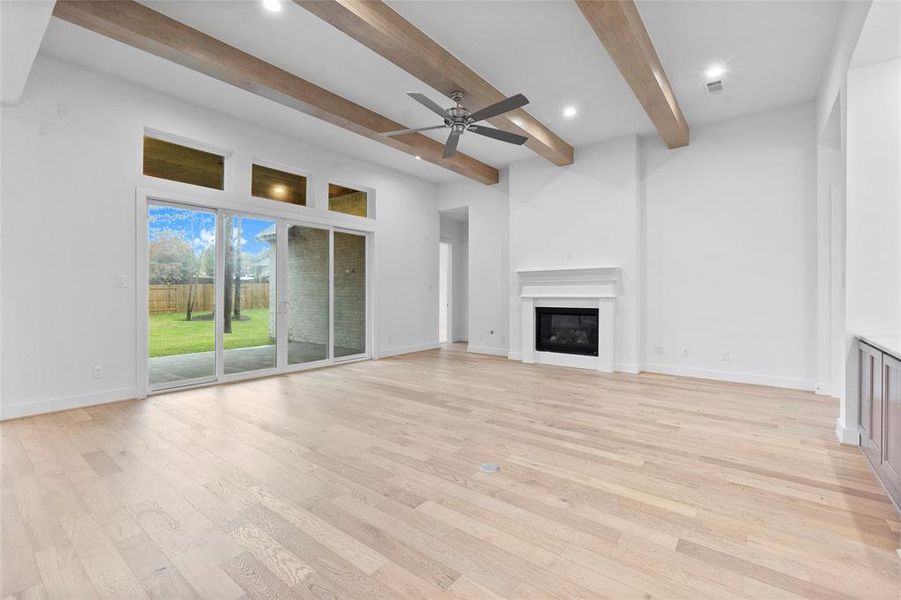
[516,267,621,372]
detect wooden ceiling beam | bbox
[576,0,689,149]
[52,0,499,185]
[295,0,574,166]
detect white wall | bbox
[643,103,818,390]
[437,175,509,356]
[844,56,901,442]
[508,136,641,371]
[437,106,821,390]
[846,58,901,340]
[0,55,439,417]
[439,215,468,342]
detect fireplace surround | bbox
[516,267,620,371]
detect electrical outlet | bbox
[116,275,128,288]
[682,348,689,358]
[720,351,731,362]
[92,365,104,379]
[654,346,664,356]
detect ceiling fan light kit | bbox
[383,91,531,159]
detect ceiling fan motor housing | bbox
[446,91,472,132]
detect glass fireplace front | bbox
[535,307,599,357]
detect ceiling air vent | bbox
[706,79,725,94]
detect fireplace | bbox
[535,307,599,357]
[517,267,619,372]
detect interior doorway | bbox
[439,241,451,343]
[438,207,469,346]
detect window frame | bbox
[142,127,232,192]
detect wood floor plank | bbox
[0,491,42,597]
[219,551,298,600]
[168,544,246,600]
[1,344,897,599]
[62,514,149,599]
[115,533,200,600]
[32,543,99,599]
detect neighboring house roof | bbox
[256,223,276,242]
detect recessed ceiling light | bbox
[415,155,421,160]
[262,0,282,13]
[705,65,726,79]
[562,106,578,119]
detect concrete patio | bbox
[149,341,364,386]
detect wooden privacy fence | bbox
[149,283,270,314]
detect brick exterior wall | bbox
[333,232,366,352]
[266,227,365,352]
[329,191,368,217]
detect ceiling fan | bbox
[383,91,530,159]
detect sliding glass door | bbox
[147,203,217,388]
[333,230,367,359]
[145,199,369,391]
[223,214,277,375]
[286,224,330,366]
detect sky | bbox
[148,205,272,255]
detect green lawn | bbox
[149,308,272,357]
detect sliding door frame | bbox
[332,227,371,363]
[136,187,375,398]
[140,199,220,393]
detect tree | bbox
[148,230,192,284]
[199,245,215,278]
[233,218,243,321]
[223,219,234,334]
[186,232,214,322]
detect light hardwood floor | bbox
[2,344,899,599]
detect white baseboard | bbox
[467,345,508,357]
[0,387,138,421]
[815,381,838,397]
[643,363,815,391]
[835,418,860,445]
[375,342,441,359]
[451,335,468,343]
[507,353,637,374]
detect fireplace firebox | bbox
[535,307,599,357]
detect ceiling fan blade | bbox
[469,125,528,145]
[408,92,449,118]
[382,125,445,137]
[469,93,529,122]
[442,130,461,159]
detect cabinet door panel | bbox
[860,344,883,466]
[882,354,901,495]
[859,346,872,439]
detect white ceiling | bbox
[38,0,844,183]
[851,1,901,68]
